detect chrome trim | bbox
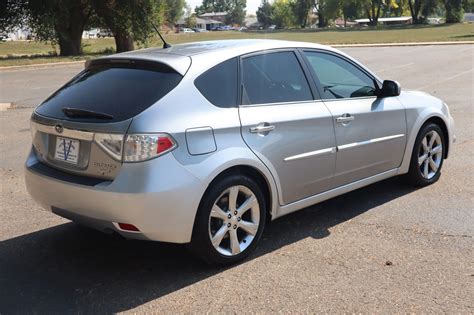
[32,121,95,141]
[338,134,405,151]
[250,125,275,134]
[239,100,324,108]
[284,147,337,162]
[336,116,355,124]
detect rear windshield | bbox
[35,62,182,122]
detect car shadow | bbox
[0,176,417,313]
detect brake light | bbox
[123,134,177,162]
[157,136,174,154]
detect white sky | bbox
[187,0,261,14]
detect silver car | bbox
[25,40,455,264]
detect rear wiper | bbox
[62,107,114,120]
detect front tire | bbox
[406,123,445,186]
[189,174,266,265]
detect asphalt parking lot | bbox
[0,45,473,313]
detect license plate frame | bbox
[54,137,80,165]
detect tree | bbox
[195,0,230,15]
[292,0,313,28]
[2,0,93,56]
[407,0,424,23]
[165,0,185,25]
[463,0,474,12]
[272,0,296,28]
[91,0,166,53]
[226,0,247,25]
[341,0,361,26]
[0,0,27,34]
[325,0,343,23]
[361,0,384,25]
[185,14,197,27]
[445,0,464,22]
[314,0,342,28]
[257,0,274,28]
[315,0,330,27]
[29,0,93,56]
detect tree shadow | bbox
[0,176,417,313]
[450,34,474,39]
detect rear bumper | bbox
[25,148,204,243]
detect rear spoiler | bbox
[85,53,191,76]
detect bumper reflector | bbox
[118,223,140,232]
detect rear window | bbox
[35,62,182,122]
[194,58,238,108]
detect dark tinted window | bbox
[35,62,182,122]
[195,58,238,108]
[241,51,312,105]
[304,52,376,99]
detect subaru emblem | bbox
[55,124,63,134]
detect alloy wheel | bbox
[208,185,260,256]
[418,130,443,179]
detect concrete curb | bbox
[0,60,86,71]
[1,41,472,71]
[332,41,474,48]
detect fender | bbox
[397,105,453,175]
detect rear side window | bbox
[241,51,313,105]
[194,58,238,108]
[35,62,182,122]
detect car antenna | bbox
[151,21,172,49]
[142,8,172,49]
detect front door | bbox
[239,50,337,205]
[302,50,407,186]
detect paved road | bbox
[0,45,473,313]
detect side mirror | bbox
[378,80,401,98]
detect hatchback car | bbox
[25,40,455,265]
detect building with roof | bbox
[175,17,224,31]
[198,12,228,23]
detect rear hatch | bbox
[31,57,187,180]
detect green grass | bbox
[1,23,472,67]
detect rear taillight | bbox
[123,134,177,162]
[94,133,176,162]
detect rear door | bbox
[302,50,407,187]
[238,50,337,205]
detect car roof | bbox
[120,39,331,58]
[90,39,379,81]
[91,39,336,75]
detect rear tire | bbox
[406,123,445,187]
[188,174,266,265]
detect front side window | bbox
[304,51,376,99]
[241,51,313,105]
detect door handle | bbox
[249,123,275,134]
[336,114,355,124]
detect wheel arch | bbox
[202,164,274,222]
[423,116,449,159]
[399,111,451,175]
